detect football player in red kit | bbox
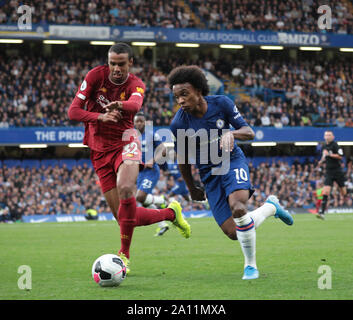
[68,43,191,273]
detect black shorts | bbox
[324,170,346,188]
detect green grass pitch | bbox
[1,213,352,300]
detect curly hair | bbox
[168,65,209,96]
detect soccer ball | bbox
[92,254,127,287]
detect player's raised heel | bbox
[316,213,325,220]
[168,201,191,239]
[154,226,169,236]
[266,195,294,226]
[242,266,259,280]
[118,253,130,275]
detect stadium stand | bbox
[0,0,352,33]
[188,0,353,33]
[0,49,352,128]
[0,1,352,220]
[0,158,352,220]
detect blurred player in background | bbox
[167,151,191,203]
[134,112,170,236]
[317,130,347,220]
[168,65,293,280]
[314,180,324,214]
[68,43,191,273]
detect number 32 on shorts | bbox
[233,168,248,184]
[122,142,138,156]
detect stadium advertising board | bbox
[1,127,352,145]
[21,210,213,223]
[0,24,352,47]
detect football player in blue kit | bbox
[168,65,293,280]
[134,112,170,236]
[167,152,191,202]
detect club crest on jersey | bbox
[99,87,107,93]
[216,119,225,129]
[120,92,126,100]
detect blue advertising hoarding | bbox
[21,210,212,223]
[1,126,352,145]
[0,23,352,47]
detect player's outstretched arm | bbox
[178,162,206,201]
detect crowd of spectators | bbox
[189,0,353,33]
[0,48,352,129]
[0,0,197,29]
[0,0,352,33]
[0,158,352,221]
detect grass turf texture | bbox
[1,213,352,300]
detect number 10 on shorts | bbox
[234,168,248,183]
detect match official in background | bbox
[317,130,347,220]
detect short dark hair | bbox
[134,112,150,121]
[108,42,133,59]
[135,112,145,118]
[168,65,209,96]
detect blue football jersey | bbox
[167,162,182,180]
[139,130,162,169]
[170,95,249,174]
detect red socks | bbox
[117,197,175,259]
[117,197,136,259]
[135,206,175,226]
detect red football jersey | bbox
[68,65,145,152]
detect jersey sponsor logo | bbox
[80,80,87,91]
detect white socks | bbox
[234,213,257,269]
[143,194,165,207]
[248,203,276,229]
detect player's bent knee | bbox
[229,201,247,218]
[117,184,135,200]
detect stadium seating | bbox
[0,50,352,129]
[0,158,352,220]
[0,1,352,33]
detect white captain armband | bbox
[77,93,86,100]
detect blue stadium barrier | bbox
[76,158,93,168]
[22,159,41,169]
[59,159,77,170]
[3,159,22,167]
[40,159,60,168]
